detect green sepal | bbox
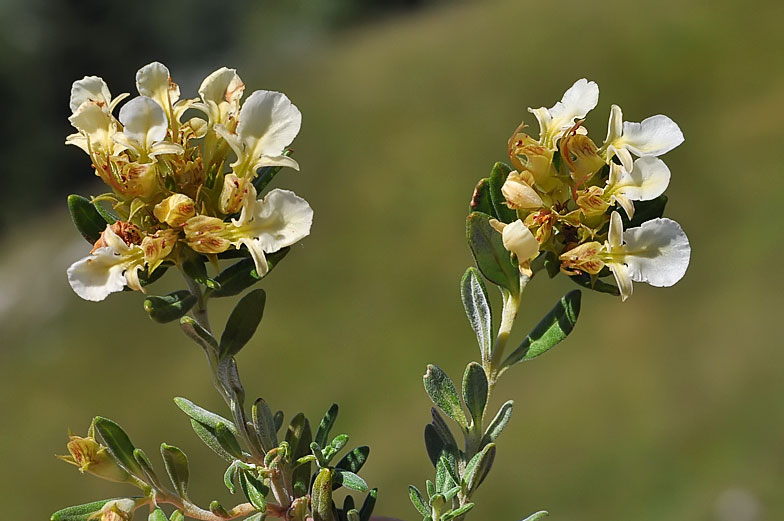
[480,400,513,447]
[67,194,106,244]
[334,470,368,492]
[460,268,493,362]
[148,508,168,521]
[358,488,378,521]
[51,498,123,521]
[94,417,142,475]
[252,398,278,452]
[182,256,220,290]
[209,248,290,299]
[315,403,339,448]
[620,194,668,229]
[521,511,549,521]
[423,364,467,428]
[487,162,517,223]
[502,290,581,369]
[173,397,239,436]
[219,288,266,358]
[312,468,335,521]
[160,443,190,499]
[408,485,429,517]
[239,470,268,511]
[462,362,488,429]
[469,178,494,216]
[144,291,197,323]
[442,503,474,521]
[462,443,495,497]
[466,212,520,294]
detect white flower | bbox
[490,219,540,273]
[69,75,128,114]
[216,90,302,177]
[604,157,670,219]
[185,184,313,276]
[136,62,180,120]
[603,211,690,301]
[196,67,245,125]
[67,225,146,302]
[113,96,183,159]
[66,101,120,156]
[601,104,684,171]
[528,79,599,150]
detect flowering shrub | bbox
[55,67,689,521]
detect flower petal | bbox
[607,262,634,302]
[118,96,168,150]
[136,61,180,110]
[607,211,624,250]
[199,67,245,112]
[237,188,313,253]
[613,156,671,202]
[501,219,539,262]
[622,218,690,287]
[70,76,111,113]
[530,79,599,147]
[67,248,128,301]
[69,102,113,152]
[620,114,684,157]
[237,90,301,165]
[604,104,623,146]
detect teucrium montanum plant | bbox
[55,69,690,521]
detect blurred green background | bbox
[1,0,782,520]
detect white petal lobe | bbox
[621,115,684,157]
[622,218,690,287]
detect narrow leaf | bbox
[488,162,517,222]
[252,398,278,452]
[286,413,312,497]
[133,448,163,488]
[460,268,493,361]
[462,443,496,497]
[409,485,429,517]
[430,408,457,450]
[215,422,244,459]
[144,291,197,323]
[520,511,549,521]
[462,362,488,428]
[239,470,268,511]
[94,417,141,475]
[220,288,266,358]
[67,194,106,244]
[466,212,520,294]
[161,443,190,499]
[209,249,289,298]
[334,470,368,492]
[173,398,239,436]
[423,364,467,428]
[424,424,444,468]
[358,488,378,521]
[190,419,234,462]
[314,403,339,448]
[481,400,513,446]
[442,503,474,521]
[502,290,581,368]
[179,317,219,356]
[336,446,370,474]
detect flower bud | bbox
[502,171,543,210]
[57,421,131,483]
[97,499,137,521]
[575,186,610,217]
[184,215,231,254]
[559,241,605,275]
[560,129,604,181]
[154,194,196,227]
[219,173,251,215]
[119,161,159,199]
[508,133,559,192]
[141,228,179,272]
[490,218,539,268]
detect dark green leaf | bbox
[189,419,234,462]
[334,470,368,492]
[488,162,517,222]
[315,403,339,448]
[215,422,244,459]
[144,291,197,323]
[336,446,370,475]
[469,178,494,216]
[312,468,335,521]
[502,290,581,368]
[273,410,284,433]
[620,194,668,229]
[481,400,513,447]
[139,264,169,287]
[239,470,268,511]
[94,417,141,475]
[67,194,106,244]
[161,443,190,499]
[442,503,474,521]
[133,448,162,488]
[209,248,290,299]
[462,443,496,497]
[460,268,493,361]
[286,413,312,497]
[51,499,120,521]
[220,288,266,358]
[93,201,119,224]
[343,495,355,513]
[252,398,278,452]
[466,212,520,294]
[424,423,444,468]
[462,362,488,428]
[423,364,467,428]
[179,317,219,356]
[358,488,378,521]
[173,398,239,436]
[568,272,620,296]
[409,485,429,517]
[182,256,220,290]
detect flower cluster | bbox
[66,62,313,301]
[489,79,690,300]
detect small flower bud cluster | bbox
[490,79,691,300]
[66,62,313,301]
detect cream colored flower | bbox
[490,219,539,274]
[113,96,183,160]
[528,79,599,150]
[196,67,245,125]
[601,104,684,171]
[604,158,670,219]
[154,194,196,227]
[501,171,543,210]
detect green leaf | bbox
[334,470,368,492]
[460,268,493,361]
[430,408,457,451]
[469,178,494,216]
[223,461,238,493]
[148,508,168,521]
[182,256,220,289]
[286,413,312,497]
[215,422,244,459]
[423,423,444,468]
[252,398,278,452]
[315,403,339,448]
[488,162,517,222]
[273,410,284,433]
[346,510,360,521]
[144,291,197,323]
[93,200,119,224]
[239,470,268,511]
[462,362,488,428]
[502,290,581,368]
[173,397,239,436]
[621,194,668,229]
[462,443,496,497]
[51,499,120,521]
[423,364,467,428]
[220,288,266,358]
[161,443,190,499]
[343,495,355,513]
[409,485,429,517]
[336,446,370,474]
[133,448,162,488]
[426,480,435,498]
[442,503,474,521]
[94,417,141,475]
[179,316,219,356]
[312,468,335,521]
[520,511,549,521]
[189,419,234,462]
[67,194,106,244]
[568,272,620,296]
[481,400,513,446]
[209,249,290,298]
[253,152,292,192]
[358,488,378,521]
[169,510,184,521]
[243,514,266,521]
[466,212,520,294]
[435,454,458,493]
[209,501,230,518]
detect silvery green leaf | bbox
[190,419,234,462]
[462,362,488,428]
[160,443,189,499]
[179,316,219,356]
[51,499,124,521]
[239,470,268,511]
[358,488,378,521]
[94,417,142,475]
[481,400,513,447]
[252,398,278,452]
[409,485,429,517]
[442,503,474,521]
[466,212,520,294]
[334,470,368,492]
[133,448,163,489]
[220,288,266,358]
[215,422,244,459]
[520,511,548,521]
[460,268,493,361]
[462,443,495,497]
[423,365,467,428]
[173,397,239,436]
